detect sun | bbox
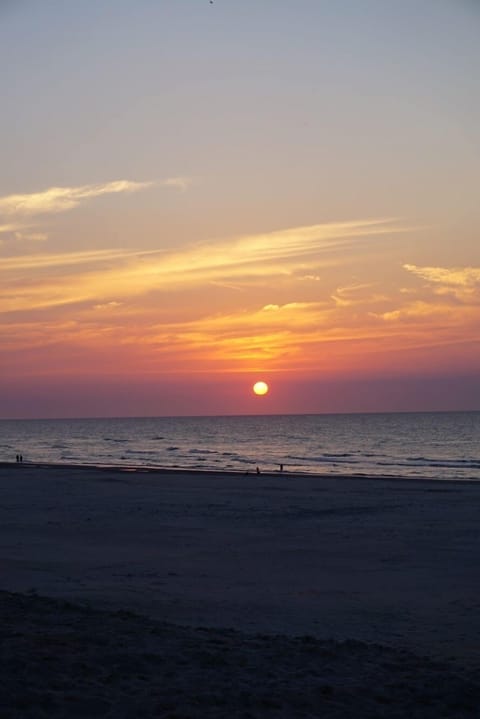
[253,381,269,396]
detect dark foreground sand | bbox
[1,463,480,717]
[2,590,480,718]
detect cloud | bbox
[261,302,318,313]
[331,283,390,309]
[162,176,192,192]
[372,263,480,325]
[0,180,153,217]
[361,265,480,366]
[157,218,403,281]
[0,225,46,249]
[0,218,403,313]
[331,282,373,307]
[298,274,321,282]
[131,301,336,368]
[14,231,48,243]
[0,223,23,234]
[403,263,480,304]
[114,291,470,373]
[375,301,447,322]
[4,234,479,377]
[403,264,480,288]
[93,301,123,310]
[0,247,150,272]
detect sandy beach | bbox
[1,462,479,716]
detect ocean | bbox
[0,411,479,480]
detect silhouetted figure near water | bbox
[256,466,261,475]
[16,455,19,463]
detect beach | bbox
[1,462,480,716]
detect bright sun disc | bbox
[253,381,269,396]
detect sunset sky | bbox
[1,0,479,418]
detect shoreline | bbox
[2,459,479,484]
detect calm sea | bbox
[0,412,479,480]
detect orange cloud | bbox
[403,264,480,288]
[0,219,402,313]
[5,220,478,382]
[403,263,480,302]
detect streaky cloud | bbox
[14,231,48,243]
[0,179,153,217]
[0,223,24,234]
[375,301,447,322]
[404,263,480,288]
[0,218,404,313]
[0,248,151,272]
[162,176,193,191]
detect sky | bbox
[1,0,479,418]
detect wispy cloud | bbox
[150,218,403,283]
[0,177,191,220]
[331,282,382,307]
[93,301,123,310]
[0,223,23,234]
[371,263,480,327]
[0,179,153,217]
[9,218,456,377]
[403,263,480,303]
[404,264,480,288]
[0,247,151,272]
[14,231,48,243]
[0,219,403,313]
[375,301,447,322]
[0,176,190,252]
[4,235,480,378]
[298,274,321,282]
[162,176,193,192]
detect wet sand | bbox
[1,462,479,716]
